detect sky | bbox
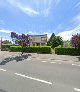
[0,0,80,41]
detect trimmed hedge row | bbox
[55,47,80,56]
[9,46,51,54]
[1,44,19,51]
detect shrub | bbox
[9,46,51,54]
[1,44,19,51]
[55,47,80,56]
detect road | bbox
[0,53,80,92]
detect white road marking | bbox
[15,73,52,85]
[77,65,80,66]
[41,61,47,62]
[74,88,80,92]
[50,62,56,64]
[72,64,76,66]
[72,64,80,67]
[0,68,6,71]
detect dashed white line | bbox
[77,65,80,67]
[72,64,80,67]
[0,68,6,71]
[41,61,47,63]
[50,62,56,64]
[14,73,52,85]
[72,64,76,66]
[74,88,80,92]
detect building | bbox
[30,34,47,46]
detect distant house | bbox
[29,34,47,46]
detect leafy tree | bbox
[3,40,12,44]
[47,33,55,46]
[51,36,63,48]
[71,33,80,48]
[11,32,31,54]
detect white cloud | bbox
[57,25,80,41]
[0,36,11,41]
[7,0,39,16]
[0,29,11,33]
[26,31,38,35]
[74,2,80,8]
[71,14,80,25]
[6,0,60,17]
[0,29,12,41]
[42,0,59,17]
[19,6,39,16]
[43,31,52,39]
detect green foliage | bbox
[3,40,12,44]
[1,44,19,51]
[55,47,80,56]
[56,45,63,48]
[51,36,63,48]
[9,46,51,54]
[47,33,63,48]
[47,33,55,46]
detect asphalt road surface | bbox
[0,53,80,92]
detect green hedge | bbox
[9,46,51,54]
[55,47,80,56]
[1,44,19,51]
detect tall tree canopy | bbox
[51,36,63,48]
[11,32,31,46]
[47,33,63,48]
[47,33,55,46]
[71,33,80,48]
[11,32,31,54]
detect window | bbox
[41,37,46,41]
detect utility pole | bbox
[1,37,2,51]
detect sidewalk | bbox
[0,51,80,63]
[31,53,80,62]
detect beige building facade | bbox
[30,34,47,46]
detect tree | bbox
[3,40,12,44]
[71,33,80,48]
[47,33,55,46]
[51,36,63,48]
[11,32,31,54]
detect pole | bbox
[1,37,2,51]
